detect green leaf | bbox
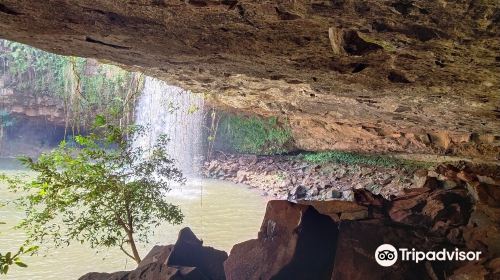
[15,262,27,268]
[25,246,39,254]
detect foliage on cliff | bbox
[0,110,15,148]
[0,40,143,133]
[216,114,293,155]
[302,151,432,171]
[0,118,184,264]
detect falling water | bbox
[133,77,205,176]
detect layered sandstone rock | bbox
[225,163,500,279]
[0,75,66,124]
[0,0,498,157]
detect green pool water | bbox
[0,158,268,280]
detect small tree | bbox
[2,117,185,264]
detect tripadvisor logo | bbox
[375,244,482,267]
[375,244,398,267]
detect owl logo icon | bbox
[375,244,398,267]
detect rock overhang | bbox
[0,0,499,157]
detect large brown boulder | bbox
[224,201,338,280]
[331,220,430,280]
[168,228,228,280]
[79,227,227,280]
[224,198,439,280]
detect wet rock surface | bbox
[224,201,338,280]
[0,0,499,157]
[168,228,228,280]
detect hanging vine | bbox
[0,39,145,136]
[205,108,221,160]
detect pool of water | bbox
[0,159,268,279]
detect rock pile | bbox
[203,153,416,200]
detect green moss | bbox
[301,151,433,171]
[358,33,397,52]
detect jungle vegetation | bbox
[0,40,143,135]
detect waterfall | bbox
[133,77,205,176]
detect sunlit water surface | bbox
[0,159,268,279]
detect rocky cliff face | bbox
[0,75,66,124]
[0,88,66,125]
[225,163,500,279]
[0,75,67,156]
[0,0,499,158]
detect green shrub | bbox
[218,115,293,155]
[0,40,68,95]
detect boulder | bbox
[236,170,247,183]
[224,201,338,280]
[168,228,228,280]
[413,169,428,188]
[387,185,473,230]
[79,272,127,280]
[289,185,307,200]
[79,228,227,280]
[331,221,430,280]
[329,189,343,199]
[224,197,464,280]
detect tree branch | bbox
[116,215,131,233]
[119,241,135,261]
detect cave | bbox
[0,1,499,279]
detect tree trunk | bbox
[127,230,141,265]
